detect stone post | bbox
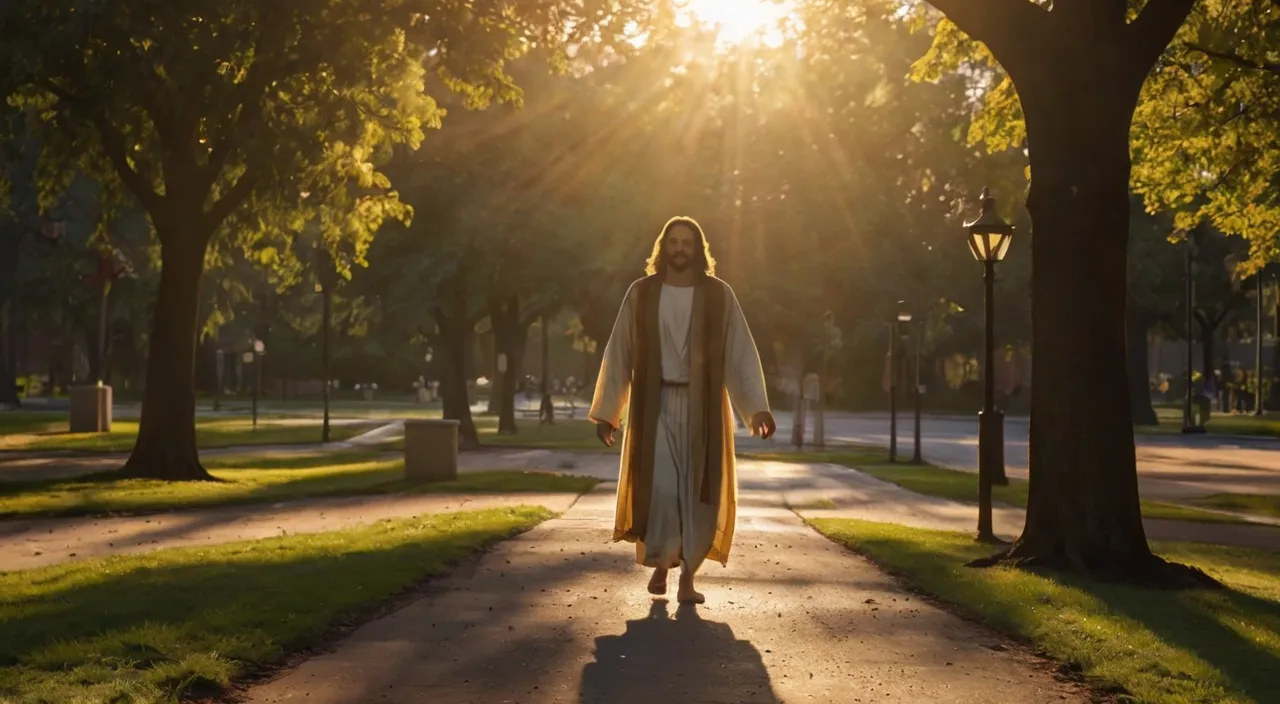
[69,383,112,433]
[404,419,460,482]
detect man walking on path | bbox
[590,216,776,604]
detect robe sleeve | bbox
[588,282,637,429]
[723,284,770,423]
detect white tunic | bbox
[659,284,694,383]
[589,279,770,572]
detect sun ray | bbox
[678,0,796,48]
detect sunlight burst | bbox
[679,0,795,47]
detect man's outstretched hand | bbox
[596,420,618,447]
[750,411,777,439]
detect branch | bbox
[35,79,165,213]
[200,4,310,193]
[91,122,165,215]
[1127,0,1197,69]
[519,292,560,327]
[202,169,258,229]
[923,0,1050,70]
[1187,44,1280,77]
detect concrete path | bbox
[0,450,617,572]
[4,451,1276,574]
[240,485,1085,704]
[0,492,580,572]
[735,457,1280,552]
[767,410,1280,501]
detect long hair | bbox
[644,216,717,277]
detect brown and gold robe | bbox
[588,274,769,571]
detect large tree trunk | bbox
[0,300,20,407]
[484,330,500,415]
[1198,317,1218,400]
[992,49,1162,577]
[489,295,533,436]
[121,233,213,480]
[1127,311,1158,426]
[434,305,480,450]
[930,0,1214,589]
[1270,286,1280,409]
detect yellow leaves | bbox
[966,74,1024,151]
[909,18,987,84]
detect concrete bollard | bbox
[403,419,460,483]
[69,384,112,433]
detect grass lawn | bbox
[742,449,1258,525]
[0,506,552,703]
[1143,406,1280,438]
[385,415,614,452]
[476,415,611,450]
[1193,493,1280,520]
[0,417,378,453]
[811,518,1280,704]
[0,452,600,519]
[0,411,68,436]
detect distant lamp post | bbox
[1182,232,1206,433]
[540,315,554,425]
[911,313,925,465]
[1255,270,1265,416]
[251,339,266,431]
[965,187,1013,544]
[214,348,225,412]
[889,304,912,463]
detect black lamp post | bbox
[889,303,911,463]
[965,187,1013,544]
[251,339,265,430]
[317,261,336,444]
[540,315,554,425]
[1183,232,1206,433]
[1255,270,1265,416]
[911,314,924,465]
[214,348,225,412]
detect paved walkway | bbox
[768,410,1280,502]
[241,485,1085,704]
[738,457,1280,552]
[4,452,1276,574]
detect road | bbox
[759,411,1280,501]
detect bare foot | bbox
[647,568,668,595]
[677,572,705,604]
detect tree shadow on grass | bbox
[828,525,1280,703]
[1075,573,1280,702]
[579,600,780,704]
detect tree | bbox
[0,0,651,479]
[1132,0,1280,273]
[899,0,1210,581]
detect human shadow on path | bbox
[579,599,780,704]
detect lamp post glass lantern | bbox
[965,187,1012,544]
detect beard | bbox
[666,253,691,272]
